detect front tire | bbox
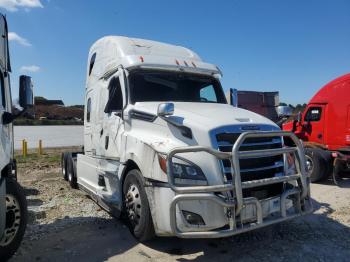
[0,178,28,261]
[123,169,155,241]
[305,148,328,182]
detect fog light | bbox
[182,210,205,225]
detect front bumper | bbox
[166,131,313,238]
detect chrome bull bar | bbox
[166,131,312,238]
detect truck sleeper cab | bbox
[0,14,34,260]
[283,73,350,183]
[63,36,312,240]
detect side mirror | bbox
[2,111,15,125]
[297,111,302,123]
[277,106,293,118]
[157,102,174,117]
[229,88,238,107]
[19,75,34,109]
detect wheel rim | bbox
[305,155,314,175]
[0,194,21,246]
[125,183,142,227]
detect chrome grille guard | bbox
[166,131,312,238]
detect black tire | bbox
[0,178,28,261]
[123,169,155,242]
[67,154,78,189]
[305,148,328,183]
[61,152,68,181]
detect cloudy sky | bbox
[1,0,350,105]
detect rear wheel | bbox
[123,169,155,241]
[61,152,68,181]
[305,148,328,182]
[0,178,28,261]
[67,154,77,189]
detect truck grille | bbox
[216,133,284,199]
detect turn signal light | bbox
[158,155,167,173]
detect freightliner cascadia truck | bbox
[283,73,350,183]
[62,36,312,241]
[0,14,34,260]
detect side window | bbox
[0,71,5,108]
[86,98,91,122]
[304,107,322,122]
[89,53,96,76]
[200,84,217,102]
[105,77,123,113]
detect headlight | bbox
[158,154,208,186]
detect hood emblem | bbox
[241,125,260,131]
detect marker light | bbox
[139,56,144,62]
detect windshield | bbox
[129,70,227,104]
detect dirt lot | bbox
[9,148,350,262]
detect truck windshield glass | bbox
[129,71,227,104]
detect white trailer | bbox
[0,14,34,260]
[62,36,312,241]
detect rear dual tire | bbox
[67,155,78,189]
[61,153,77,188]
[61,153,68,181]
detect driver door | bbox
[303,104,326,144]
[0,70,10,173]
[101,71,126,159]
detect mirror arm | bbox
[12,107,27,119]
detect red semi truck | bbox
[283,73,350,182]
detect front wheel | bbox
[305,148,328,183]
[123,169,155,241]
[0,178,28,261]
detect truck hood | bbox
[132,102,278,130]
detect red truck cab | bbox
[283,73,350,182]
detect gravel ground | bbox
[9,149,350,262]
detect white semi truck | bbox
[62,36,312,241]
[0,14,34,260]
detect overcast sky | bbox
[1,0,350,105]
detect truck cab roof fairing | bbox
[87,36,221,81]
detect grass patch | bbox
[15,152,61,167]
[14,147,81,169]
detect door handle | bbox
[105,136,109,150]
